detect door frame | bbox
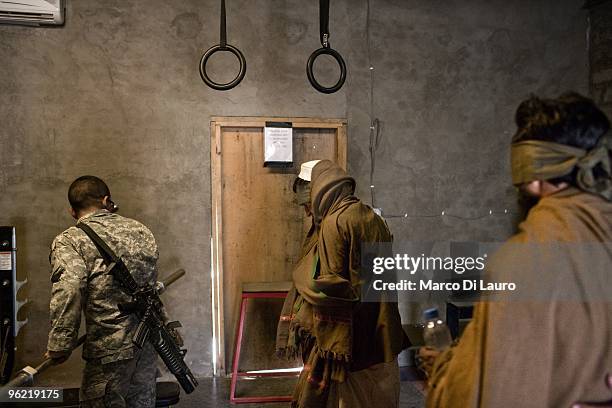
[209,116,347,375]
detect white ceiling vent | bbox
[0,0,65,26]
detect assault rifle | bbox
[77,223,198,394]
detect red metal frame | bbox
[229,291,301,404]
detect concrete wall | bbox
[587,0,612,117]
[0,0,587,384]
[345,0,589,322]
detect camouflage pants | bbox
[80,344,156,408]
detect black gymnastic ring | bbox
[306,47,347,94]
[199,44,247,91]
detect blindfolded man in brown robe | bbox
[276,160,409,408]
[421,92,612,407]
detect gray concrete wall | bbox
[0,0,587,384]
[587,0,612,117]
[345,0,588,322]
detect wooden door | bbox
[210,117,347,374]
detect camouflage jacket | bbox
[48,209,158,363]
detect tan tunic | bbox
[427,188,612,408]
[278,160,408,408]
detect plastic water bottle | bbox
[422,308,452,351]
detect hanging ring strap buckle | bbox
[199,0,246,91]
[307,0,346,94]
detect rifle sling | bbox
[77,222,119,264]
[77,222,139,295]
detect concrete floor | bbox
[176,376,425,408]
[2,375,424,407]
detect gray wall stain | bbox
[0,0,588,384]
[171,13,202,40]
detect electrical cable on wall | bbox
[366,0,382,209]
[384,209,519,220]
[365,0,516,223]
[369,118,382,208]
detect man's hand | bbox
[43,350,71,365]
[417,346,442,377]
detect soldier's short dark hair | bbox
[68,176,110,211]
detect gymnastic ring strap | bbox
[307,46,347,94]
[199,0,246,90]
[319,0,330,47]
[306,0,346,94]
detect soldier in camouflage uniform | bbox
[45,175,158,407]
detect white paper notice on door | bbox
[264,122,293,167]
[0,252,12,270]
